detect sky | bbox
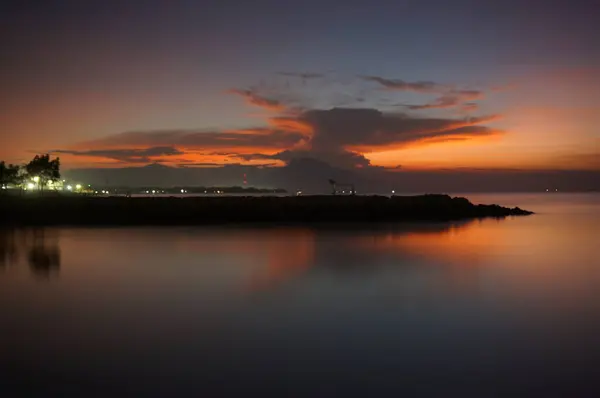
[1,0,599,178]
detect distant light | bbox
[75,184,82,190]
[555,189,558,192]
[95,191,99,194]
[1,185,6,190]
[546,189,549,192]
[48,180,53,185]
[67,185,73,191]
[181,189,185,193]
[392,190,395,194]
[27,183,35,189]
[32,176,40,183]
[152,190,156,194]
[62,180,66,183]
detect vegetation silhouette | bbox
[0,154,60,194]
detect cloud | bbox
[460,103,479,113]
[223,108,501,168]
[406,90,484,110]
[360,75,446,93]
[235,148,373,170]
[277,72,324,79]
[179,161,278,168]
[78,128,307,152]
[300,108,500,150]
[57,73,502,170]
[64,106,500,169]
[52,146,184,163]
[228,89,286,112]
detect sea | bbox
[1,193,599,397]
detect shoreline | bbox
[0,194,533,226]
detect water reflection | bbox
[0,228,61,278]
[1,195,600,396]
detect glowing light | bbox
[66,185,73,191]
[152,190,156,194]
[392,190,395,194]
[32,176,40,183]
[27,183,35,189]
[1,185,6,190]
[75,184,82,190]
[181,189,185,193]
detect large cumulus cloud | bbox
[52,74,502,169]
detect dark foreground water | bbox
[1,193,599,397]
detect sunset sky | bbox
[1,0,598,172]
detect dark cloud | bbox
[57,73,500,170]
[179,162,278,168]
[235,148,373,170]
[66,107,499,169]
[277,72,325,79]
[406,90,484,110]
[228,89,286,111]
[300,108,500,151]
[359,75,445,93]
[52,146,184,163]
[79,129,306,151]
[461,103,479,113]
[224,108,499,168]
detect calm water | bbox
[1,193,599,397]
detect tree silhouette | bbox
[25,154,60,193]
[0,161,23,192]
[0,161,5,189]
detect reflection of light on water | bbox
[247,229,315,292]
[169,229,316,293]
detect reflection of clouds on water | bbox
[239,221,481,295]
[0,229,61,278]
